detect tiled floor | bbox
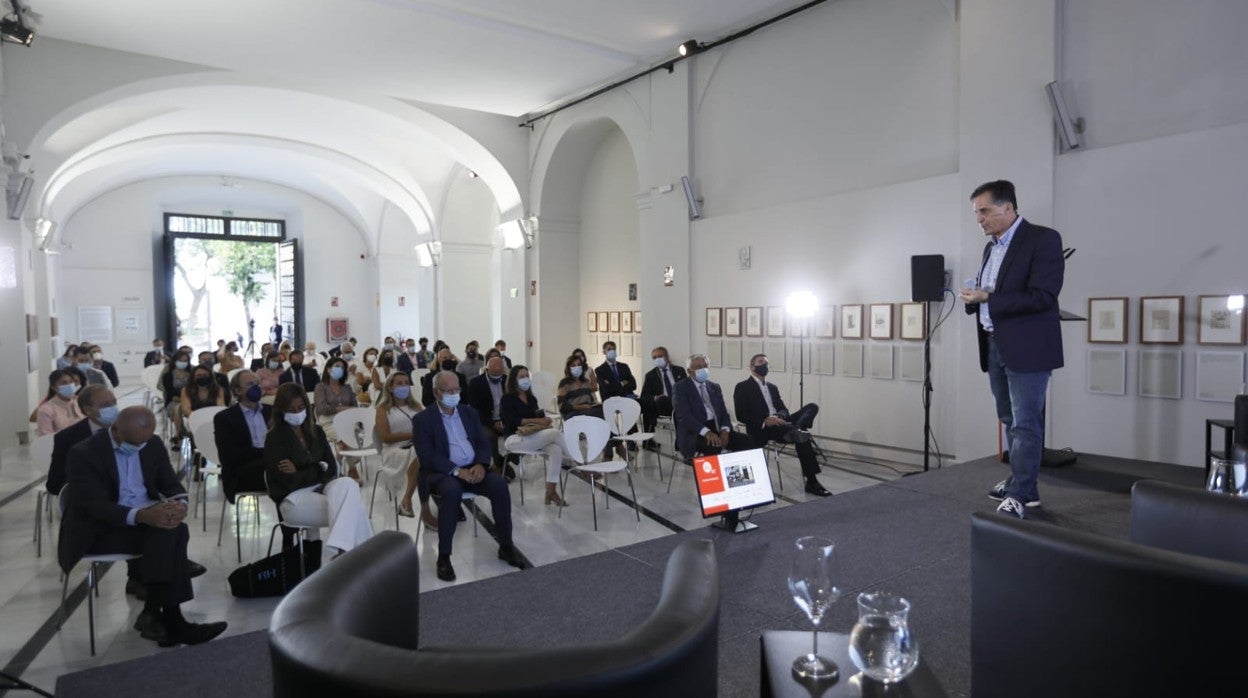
[0,379,909,693]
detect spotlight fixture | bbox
[0,17,33,47]
[677,39,701,57]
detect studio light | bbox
[499,220,525,250]
[786,290,818,319]
[0,17,33,46]
[677,39,701,57]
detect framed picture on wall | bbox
[899,302,927,340]
[326,317,350,343]
[609,311,621,333]
[815,306,836,339]
[1139,296,1184,344]
[1197,294,1247,345]
[766,306,786,337]
[841,304,864,339]
[724,307,742,337]
[587,312,598,332]
[706,307,722,336]
[633,311,643,333]
[1087,297,1128,344]
[597,311,609,333]
[621,311,633,333]
[745,307,764,337]
[869,303,894,340]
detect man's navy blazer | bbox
[965,218,1065,373]
[412,404,491,477]
[672,378,733,459]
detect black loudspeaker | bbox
[911,254,945,302]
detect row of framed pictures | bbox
[583,334,642,357]
[705,303,929,340]
[1086,349,1244,403]
[586,311,642,334]
[703,339,926,382]
[1088,294,1245,345]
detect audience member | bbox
[84,345,121,387]
[500,365,566,506]
[382,337,398,354]
[74,346,110,387]
[421,348,466,407]
[672,354,753,460]
[249,342,273,372]
[36,369,85,437]
[431,339,448,356]
[374,372,430,525]
[457,340,485,379]
[218,342,244,372]
[494,339,512,369]
[570,348,599,392]
[48,385,117,495]
[370,349,397,394]
[312,357,361,481]
[397,338,418,376]
[353,347,379,404]
[279,350,320,391]
[213,371,271,505]
[412,371,523,582]
[595,340,637,401]
[255,350,285,400]
[144,339,168,368]
[263,383,373,558]
[639,346,687,450]
[160,350,193,432]
[180,365,227,429]
[467,356,509,473]
[557,354,602,420]
[61,407,226,646]
[414,337,435,369]
[197,351,232,398]
[57,344,79,370]
[733,354,831,497]
[277,340,293,362]
[302,341,321,371]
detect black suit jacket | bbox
[733,377,789,443]
[595,360,638,400]
[421,369,467,407]
[964,218,1065,373]
[278,366,320,392]
[213,403,273,502]
[466,374,504,427]
[397,352,416,377]
[144,350,168,367]
[48,418,96,496]
[98,361,120,387]
[59,429,184,572]
[672,378,734,459]
[641,365,688,402]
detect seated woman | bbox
[263,383,373,558]
[313,356,361,481]
[501,365,567,506]
[557,354,603,420]
[255,350,285,402]
[570,347,600,393]
[370,349,397,396]
[352,347,378,406]
[35,369,84,436]
[56,344,78,370]
[373,372,433,526]
[181,364,226,421]
[218,341,244,372]
[161,349,193,437]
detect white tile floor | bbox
[0,379,908,693]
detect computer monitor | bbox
[693,448,775,532]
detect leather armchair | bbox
[1129,479,1248,565]
[971,513,1248,698]
[269,531,719,697]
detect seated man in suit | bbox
[278,350,320,391]
[213,371,272,505]
[494,339,513,369]
[48,385,117,497]
[595,340,638,401]
[84,345,121,388]
[672,354,753,461]
[73,346,110,387]
[61,406,226,646]
[144,338,168,367]
[733,353,830,497]
[397,338,418,377]
[249,342,274,372]
[639,346,687,450]
[421,347,467,407]
[466,356,509,473]
[412,370,524,582]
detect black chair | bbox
[1129,478,1248,565]
[269,532,720,697]
[971,513,1248,698]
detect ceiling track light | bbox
[677,39,701,57]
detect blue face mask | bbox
[606,350,617,361]
[441,392,461,409]
[654,356,667,368]
[393,385,411,400]
[96,405,119,426]
[58,384,78,398]
[330,366,345,381]
[175,360,189,370]
[517,377,532,391]
[570,366,583,378]
[245,384,263,403]
[695,367,710,383]
[118,440,146,456]
[77,361,93,370]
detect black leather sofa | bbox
[971,481,1248,698]
[269,531,719,697]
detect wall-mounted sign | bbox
[330,296,339,307]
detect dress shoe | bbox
[158,620,228,647]
[497,546,525,569]
[125,578,148,601]
[133,608,166,643]
[436,557,456,582]
[186,560,207,578]
[804,481,832,497]
[397,502,415,518]
[504,464,517,481]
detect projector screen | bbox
[693,448,776,518]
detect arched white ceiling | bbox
[27,74,525,255]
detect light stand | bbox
[786,292,818,410]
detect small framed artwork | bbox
[1197,294,1246,345]
[633,311,643,333]
[841,304,864,339]
[724,340,743,369]
[587,312,598,332]
[1087,349,1128,395]
[870,344,894,379]
[815,343,835,375]
[609,311,621,333]
[327,317,350,343]
[899,302,927,341]
[1139,296,1183,345]
[869,303,894,340]
[900,345,924,382]
[1196,351,1245,402]
[706,339,723,367]
[621,311,633,333]
[815,306,836,339]
[706,307,722,336]
[724,307,742,337]
[597,311,609,333]
[766,306,786,337]
[745,307,764,337]
[1088,297,1128,344]
[1139,349,1183,399]
[764,340,787,372]
[841,342,864,377]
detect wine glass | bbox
[788,536,843,681]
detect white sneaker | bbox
[988,479,1041,507]
[996,496,1026,519]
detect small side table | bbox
[1205,419,1235,481]
[760,630,946,698]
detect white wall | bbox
[437,173,499,349]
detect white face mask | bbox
[283,409,307,426]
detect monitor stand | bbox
[712,511,758,533]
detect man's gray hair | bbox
[688,353,708,368]
[434,370,460,391]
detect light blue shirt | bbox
[978,216,1023,333]
[110,430,156,526]
[439,408,476,468]
[241,403,267,448]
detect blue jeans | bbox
[986,336,1049,503]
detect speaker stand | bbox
[922,301,934,472]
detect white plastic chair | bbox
[59,552,142,656]
[560,415,638,530]
[603,396,654,473]
[498,435,548,507]
[32,433,56,557]
[226,367,245,384]
[141,364,165,411]
[333,407,380,482]
[187,406,226,436]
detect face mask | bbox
[268,360,281,370]
[175,360,189,370]
[96,405,119,426]
[342,352,355,361]
[517,377,532,391]
[330,366,345,381]
[441,360,456,371]
[118,441,147,456]
[606,350,617,361]
[654,356,667,368]
[694,367,710,383]
[440,393,460,409]
[489,374,503,383]
[245,384,263,402]
[384,343,396,351]
[92,352,103,361]
[365,354,377,364]
[407,346,416,354]
[154,345,163,351]
[77,361,93,370]
[755,363,769,377]
[291,361,304,369]
[195,376,212,387]
[380,355,394,366]
[570,366,583,378]
[393,385,411,400]
[284,410,307,426]
[58,384,78,398]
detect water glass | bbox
[849,592,920,684]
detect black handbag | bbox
[227,540,322,598]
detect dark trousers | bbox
[756,403,822,480]
[482,422,504,468]
[696,420,756,456]
[88,522,193,607]
[640,395,673,434]
[425,470,512,557]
